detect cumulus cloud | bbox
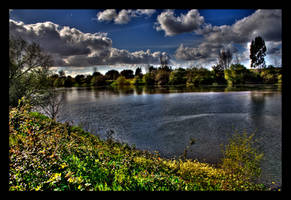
[155,9,204,36]
[9,19,167,67]
[202,9,282,44]
[9,19,112,63]
[175,42,238,64]
[96,9,156,24]
[114,9,132,24]
[136,9,156,16]
[173,9,282,67]
[97,9,117,22]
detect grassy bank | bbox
[9,101,268,191]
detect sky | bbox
[9,9,282,77]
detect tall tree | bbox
[250,36,267,69]
[105,70,120,80]
[218,48,233,70]
[120,69,134,79]
[135,67,142,77]
[9,37,53,106]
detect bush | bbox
[9,100,267,191]
[91,75,106,86]
[220,132,263,183]
[224,64,248,85]
[132,76,145,86]
[143,72,156,85]
[169,68,187,85]
[115,76,130,86]
[155,70,170,85]
[186,67,214,86]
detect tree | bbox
[218,48,233,70]
[105,70,120,80]
[91,74,106,86]
[212,64,226,84]
[224,64,248,85]
[155,70,170,85]
[115,76,130,86]
[143,72,156,85]
[250,36,267,69]
[169,68,187,85]
[64,76,74,87]
[9,37,53,106]
[186,67,213,86]
[135,67,142,77]
[75,75,85,85]
[58,70,65,77]
[148,66,156,73]
[36,88,64,120]
[120,69,134,79]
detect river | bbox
[55,84,282,186]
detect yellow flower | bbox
[60,163,68,169]
[78,185,82,190]
[68,177,74,183]
[35,185,41,191]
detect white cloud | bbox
[136,9,156,16]
[173,9,282,67]
[114,9,131,24]
[97,9,117,22]
[155,9,204,36]
[9,19,168,67]
[96,9,156,25]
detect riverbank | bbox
[9,101,277,191]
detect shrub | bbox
[115,76,130,86]
[132,76,145,86]
[169,68,187,85]
[220,132,264,183]
[224,64,248,85]
[143,72,156,85]
[155,70,170,85]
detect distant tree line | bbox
[9,35,282,108]
[49,63,281,88]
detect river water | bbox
[56,85,282,186]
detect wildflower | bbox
[68,177,74,183]
[59,163,68,169]
[35,185,41,191]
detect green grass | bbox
[9,101,270,191]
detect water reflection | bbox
[57,84,281,186]
[61,84,281,101]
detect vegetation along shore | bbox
[9,98,282,191]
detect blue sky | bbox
[9,9,282,76]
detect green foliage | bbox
[169,68,187,85]
[277,74,282,84]
[186,67,214,86]
[9,37,53,107]
[132,76,145,86]
[91,75,106,86]
[9,101,269,191]
[220,132,264,184]
[105,70,120,80]
[250,36,267,69]
[260,66,281,84]
[224,64,249,85]
[143,72,156,85]
[120,69,134,79]
[155,70,170,85]
[115,76,131,86]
